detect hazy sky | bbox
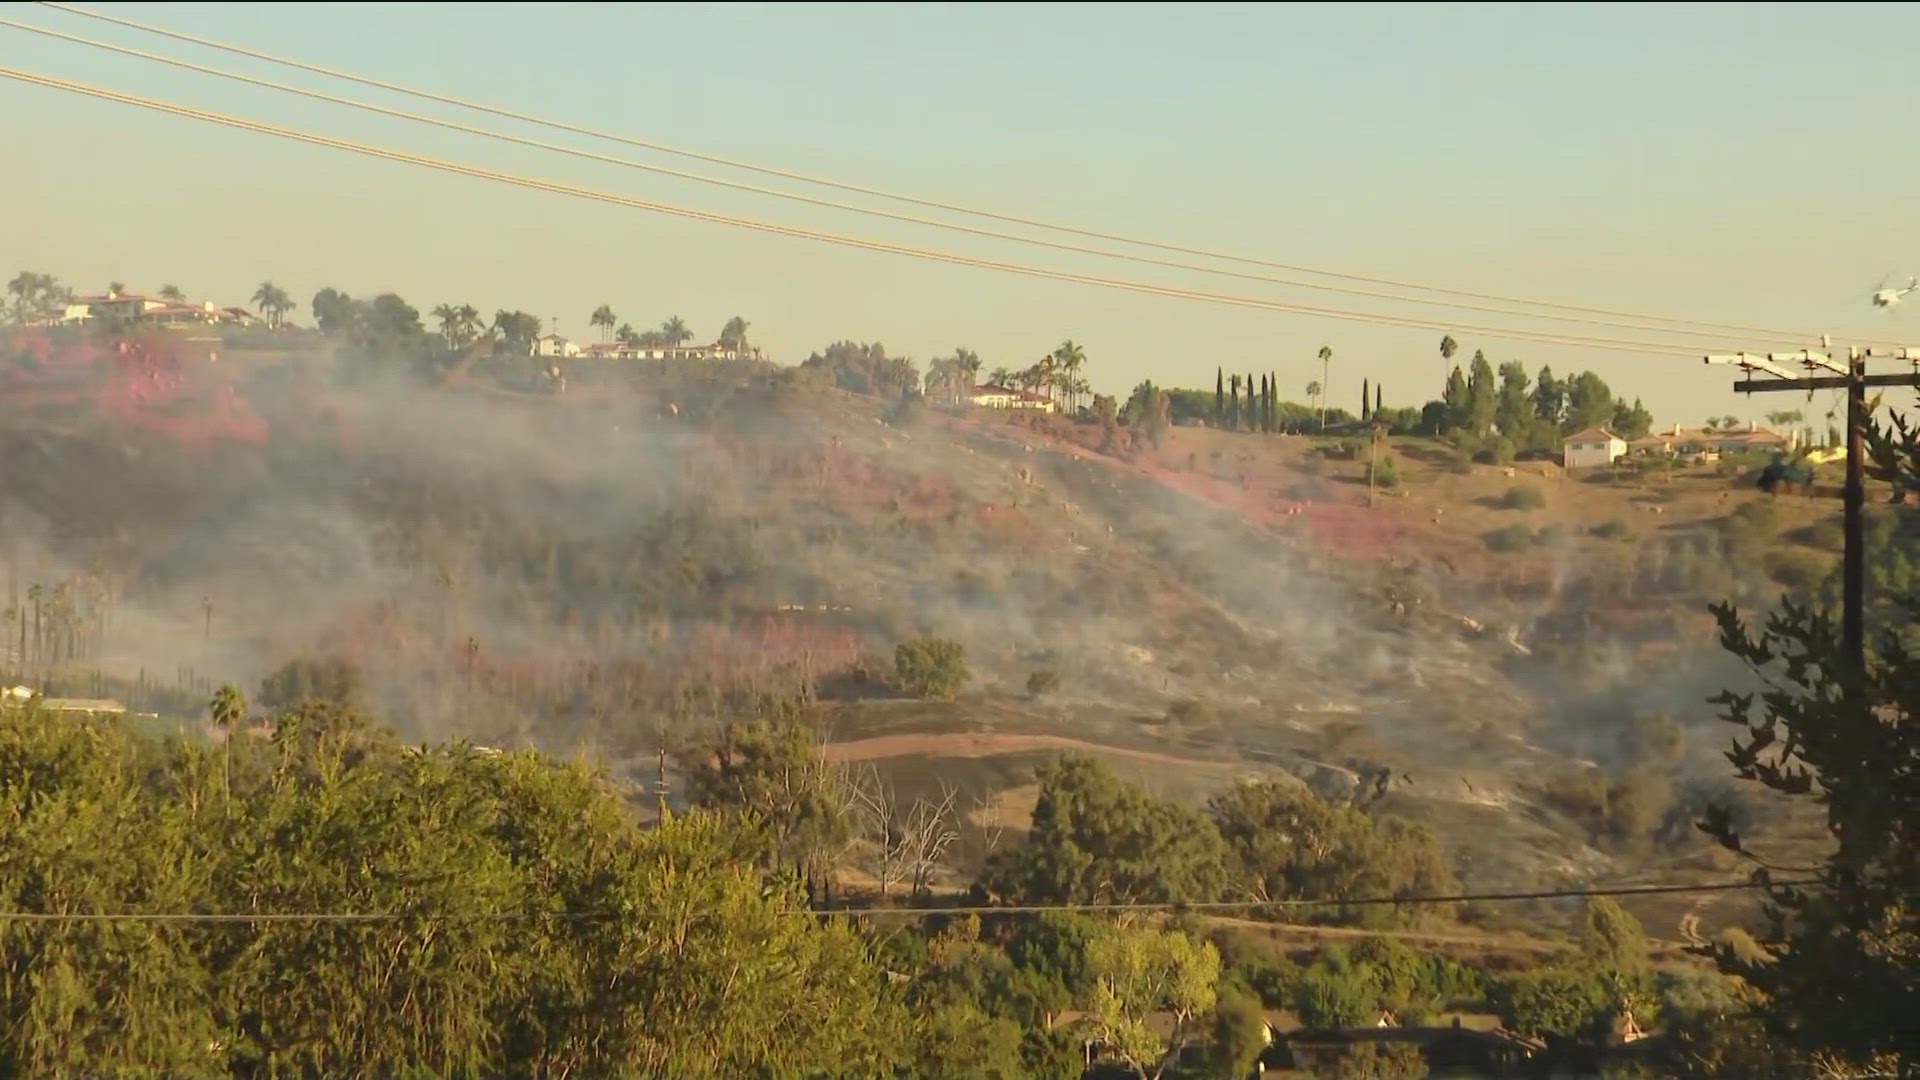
[6,2,1920,426]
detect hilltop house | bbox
[575,340,763,362]
[969,383,1057,413]
[534,334,581,358]
[51,288,255,327]
[1629,424,1795,461]
[1562,426,1627,469]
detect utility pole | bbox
[1706,343,1920,674]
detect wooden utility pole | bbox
[1707,344,1920,673]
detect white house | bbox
[1562,426,1626,469]
[534,334,581,358]
[969,383,1057,413]
[577,340,761,362]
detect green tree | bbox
[158,283,185,303]
[660,315,692,346]
[0,706,911,1078]
[1440,365,1469,434]
[1209,983,1268,1080]
[982,756,1229,904]
[1465,350,1497,435]
[1702,428,1920,1074]
[1362,377,1371,421]
[1495,360,1532,438]
[1612,397,1654,439]
[491,310,542,354]
[1215,368,1225,426]
[1080,921,1221,1080]
[1563,370,1615,432]
[589,304,615,342]
[895,637,968,699]
[1208,779,1456,923]
[1533,364,1564,424]
[674,718,861,891]
[719,315,751,351]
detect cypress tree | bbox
[1215,368,1225,427]
[1375,382,1383,418]
[1362,378,1371,420]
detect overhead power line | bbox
[0,64,1714,357]
[0,15,1807,347]
[31,0,1832,344]
[0,877,1817,923]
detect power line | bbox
[0,877,1818,923]
[0,15,1805,347]
[31,0,1834,344]
[0,64,1714,357]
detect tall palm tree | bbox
[1306,381,1321,422]
[158,284,185,303]
[431,303,463,349]
[590,305,616,343]
[455,304,481,345]
[251,281,292,329]
[1316,345,1333,431]
[210,683,246,806]
[1051,340,1087,412]
[1439,334,1458,389]
[955,347,981,390]
[660,316,691,346]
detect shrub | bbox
[1590,519,1632,541]
[1482,524,1535,553]
[1764,549,1827,592]
[1498,484,1545,510]
[894,637,968,699]
[1372,454,1399,489]
[1025,670,1059,698]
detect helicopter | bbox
[1871,275,1918,308]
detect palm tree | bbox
[988,366,1013,387]
[210,683,246,806]
[955,347,981,390]
[1306,381,1321,423]
[158,284,185,303]
[1051,340,1087,412]
[1316,345,1333,431]
[431,303,463,349]
[615,322,639,348]
[455,304,481,345]
[660,316,692,346]
[590,305,616,343]
[1439,334,1458,388]
[251,281,292,329]
[719,316,750,352]
[108,281,125,296]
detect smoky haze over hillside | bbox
[0,338,1793,887]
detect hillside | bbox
[0,335,1838,931]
